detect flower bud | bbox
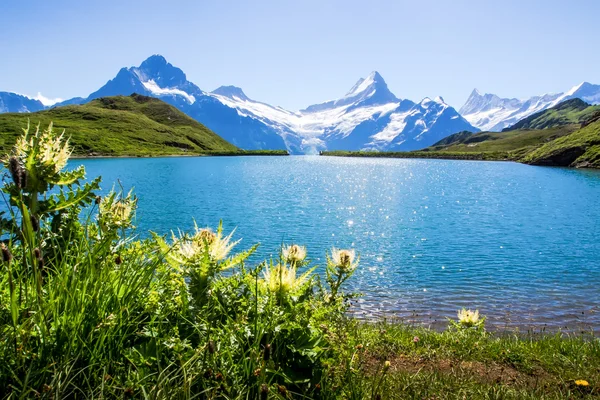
[1,243,12,263]
[263,343,272,361]
[208,340,216,354]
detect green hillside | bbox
[425,126,577,160]
[523,119,600,168]
[503,98,600,131]
[0,94,239,156]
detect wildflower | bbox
[413,336,420,343]
[457,308,480,327]
[356,344,364,350]
[172,224,238,263]
[278,385,287,395]
[99,192,136,229]
[1,243,12,263]
[253,368,261,376]
[282,244,307,264]
[330,247,358,273]
[575,380,589,387]
[36,125,71,174]
[383,360,391,370]
[263,263,314,295]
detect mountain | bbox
[0,92,45,113]
[425,99,600,164]
[211,71,478,152]
[0,94,238,156]
[503,98,600,132]
[0,56,476,153]
[460,82,600,132]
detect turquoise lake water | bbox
[78,156,600,330]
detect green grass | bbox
[524,120,600,168]
[0,94,243,156]
[321,150,511,161]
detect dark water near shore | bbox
[78,156,600,331]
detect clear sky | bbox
[1,0,599,110]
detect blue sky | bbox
[1,0,599,110]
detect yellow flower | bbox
[330,248,357,272]
[457,308,480,327]
[575,380,589,387]
[383,360,391,370]
[282,244,307,263]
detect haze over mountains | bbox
[1,54,600,153]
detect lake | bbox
[78,156,600,331]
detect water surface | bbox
[79,156,600,330]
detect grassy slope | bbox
[322,126,577,161]
[524,120,600,168]
[504,98,600,131]
[0,94,241,156]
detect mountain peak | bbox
[135,55,188,88]
[470,88,482,97]
[212,85,249,101]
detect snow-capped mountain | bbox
[209,70,477,152]
[0,92,45,113]
[80,55,289,150]
[0,55,476,152]
[460,82,600,131]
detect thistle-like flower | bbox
[36,126,71,174]
[7,123,72,177]
[172,224,238,263]
[263,263,314,295]
[282,244,307,264]
[457,308,480,327]
[99,190,137,230]
[330,248,358,273]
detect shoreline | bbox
[70,151,289,159]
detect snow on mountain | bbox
[208,71,476,152]
[460,82,600,131]
[0,92,45,113]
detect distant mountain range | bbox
[460,83,600,132]
[2,54,600,153]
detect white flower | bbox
[330,248,357,272]
[99,190,137,229]
[457,308,480,327]
[263,263,313,295]
[173,224,239,263]
[282,244,307,264]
